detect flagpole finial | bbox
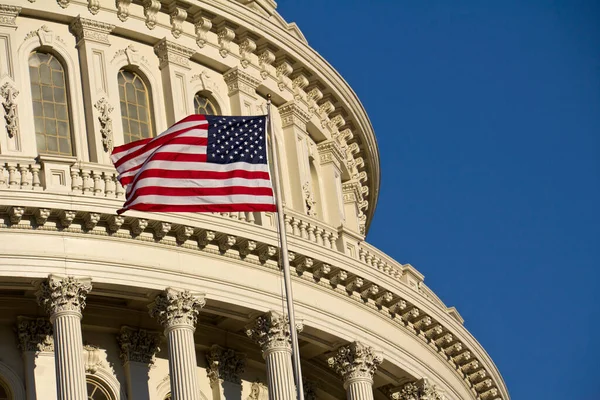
[267,93,272,104]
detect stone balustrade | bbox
[70,163,125,198]
[283,208,339,250]
[0,159,42,190]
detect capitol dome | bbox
[0,1,508,400]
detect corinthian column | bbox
[388,378,448,400]
[36,275,92,400]
[327,342,383,400]
[149,288,205,400]
[205,345,245,399]
[246,311,299,400]
[117,327,161,400]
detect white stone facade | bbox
[0,1,508,400]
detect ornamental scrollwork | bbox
[36,275,93,316]
[327,341,383,383]
[117,326,161,365]
[116,0,132,21]
[149,288,206,329]
[143,0,161,30]
[1,82,18,138]
[303,182,317,217]
[246,311,301,353]
[389,378,447,400]
[16,317,54,353]
[205,345,245,386]
[94,98,113,152]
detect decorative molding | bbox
[16,316,54,353]
[223,68,260,97]
[149,288,206,329]
[169,7,187,39]
[143,0,161,30]
[112,44,149,67]
[275,59,293,91]
[205,345,245,386]
[57,0,70,8]
[279,101,311,129]
[88,0,100,14]
[70,16,115,46]
[24,25,61,47]
[115,0,132,21]
[246,310,301,353]
[154,38,195,70]
[302,182,316,217]
[216,23,235,58]
[94,98,114,152]
[388,378,447,400]
[117,326,161,365]
[327,342,383,383]
[194,14,212,48]
[257,46,275,80]
[0,5,21,28]
[238,33,257,69]
[36,275,93,316]
[1,82,18,138]
[246,380,268,400]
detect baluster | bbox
[239,211,247,222]
[103,172,115,197]
[330,232,338,250]
[70,167,81,193]
[247,211,256,224]
[7,164,18,187]
[221,212,230,218]
[322,231,333,249]
[18,165,30,188]
[230,212,239,220]
[315,227,324,246]
[307,224,316,242]
[81,170,93,194]
[299,220,308,239]
[365,253,374,267]
[0,164,6,188]
[114,176,125,198]
[284,215,293,233]
[291,218,300,236]
[31,165,41,189]
[359,248,366,263]
[92,171,103,196]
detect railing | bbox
[70,162,125,198]
[283,208,339,250]
[358,241,405,281]
[0,159,42,190]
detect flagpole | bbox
[266,94,305,400]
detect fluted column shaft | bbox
[36,275,92,400]
[345,378,374,400]
[166,325,200,399]
[264,347,296,399]
[149,288,205,400]
[52,312,87,400]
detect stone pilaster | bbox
[317,139,346,227]
[0,5,21,152]
[205,345,245,399]
[117,327,161,400]
[246,311,298,400]
[69,16,115,162]
[223,67,260,114]
[16,317,57,400]
[154,38,195,126]
[279,101,313,214]
[388,378,447,400]
[327,342,383,400]
[36,275,92,400]
[149,288,205,400]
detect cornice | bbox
[0,203,507,400]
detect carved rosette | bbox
[327,342,383,384]
[117,326,161,365]
[36,275,93,317]
[94,98,114,152]
[16,317,54,353]
[389,379,447,400]
[1,82,19,138]
[149,288,206,330]
[205,345,246,386]
[245,311,298,354]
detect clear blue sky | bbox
[277,1,599,399]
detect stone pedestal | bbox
[327,342,383,400]
[246,311,299,400]
[149,288,205,400]
[36,275,92,400]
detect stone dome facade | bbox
[0,1,508,400]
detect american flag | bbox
[111,114,276,214]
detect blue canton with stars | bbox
[206,115,268,164]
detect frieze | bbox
[279,101,311,129]
[0,5,21,28]
[223,68,260,97]
[70,17,115,46]
[154,38,195,70]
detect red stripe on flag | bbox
[124,186,274,206]
[117,203,277,214]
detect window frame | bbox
[117,68,155,144]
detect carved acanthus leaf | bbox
[327,342,383,383]
[94,98,114,152]
[36,275,93,315]
[205,345,246,385]
[117,326,161,365]
[149,288,206,329]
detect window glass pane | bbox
[29,51,72,155]
[118,69,153,144]
[194,93,218,115]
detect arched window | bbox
[0,378,10,400]
[86,377,113,400]
[118,69,153,144]
[193,93,218,115]
[29,51,73,155]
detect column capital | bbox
[327,342,383,385]
[69,16,115,46]
[0,5,21,28]
[317,139,345,169]
[388,378,447,400]
[153,37,195,70]
[149,288,206,330]
[205,345,246,386]
[16,316,54,353]
[117,326,161,365]
[279,101,311,129]
[223,67,261,97]
[245,310,301,354]
[36,275,92,318]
